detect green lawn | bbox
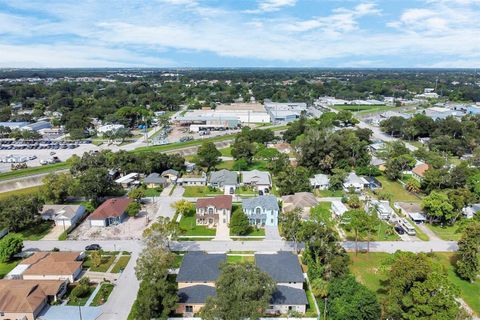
[90,283,115,306]
[216,160,268,171]
[333,104,386,112]
[219,147,232,157]
[0,186,41,200]
[178,214,216,236]
[66,284,97,306]
[173,254,184,268]
[10,220,54,240]
[226,255,254,263]
[83,255,116,273]
[355,106,395,115]
[348,252,480,315]
[314,189,344,197]
[376,176,421,202]
[216,160,235,170]
[134,134,237,154]
[305,286,318,317]
[0,259,20,279]
[182,186,222,197]
[0,162,69,181]
[143,188,162,197]
[111,256,131,273]
[428,224,462,241]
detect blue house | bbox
[242,195,279,227]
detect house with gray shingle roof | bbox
[176,285,216,316]
[242,195,279,226]
[267,285,308,315]
[176,252,226,286]
[208,169,238,195]
[144,173,168,188]
[241,170,272,194]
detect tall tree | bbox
[456,222,480,282]
[422,191,455,224]
[201,263,276,320]
[279,208,303,251]
[195,142,221,170]
[0,234,23,263]
[41,173,75,203]
[230,210,251,236]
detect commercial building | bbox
[264,101,307,123]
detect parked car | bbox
[85,244,101,251]
[394,225,405,235]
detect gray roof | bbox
[241,170,271,185]
[162,169,179,177]
[177,252,226,282]
[144,173,167,184]
[209,169,238,186]
[178,285,216,304]
[242,195,279,211]
[271,285,308,306]
[41,205,84,220]
[255,252,304,283]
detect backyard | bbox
[66,283,98,306]
[10,220,54,240]
[182,186,222,197]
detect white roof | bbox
[309,174,329,186]
[331,201,348,216]
[344,172,368,186]
[115,172,139,184]
[6,264,29,278]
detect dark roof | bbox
[270,285,308,305]
[89,198,132,220]
[178,285,216,304]
[255,252,304,283]
[144,173,167,184]
[177,252,226,282]
[196,195,232,210]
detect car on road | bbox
[394,225,405,235]
[85,244,101,251]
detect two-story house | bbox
[176,252,226,316]
[255,252,308,315]
[242,195,279,227]
[196,195,233,228]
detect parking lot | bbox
[0,142,100,172]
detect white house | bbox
[343,172,369,192]
[208,170,238,195]
[366,200,393,220]
[309,174,330,190]
[40,205,86,229]
[242,195,279,227]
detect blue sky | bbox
[0,0,479,68]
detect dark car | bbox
[85,244,101,251]
[394,225,405,235]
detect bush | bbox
[70,283,90,299]
[0,234,23,263]
[230,211,251,236]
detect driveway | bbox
[214,222,231,241]
[41,225,66,240]
[38,306,101,320]
[417,223,440,241]
[265,226,281,240]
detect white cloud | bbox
[245,0,297,13]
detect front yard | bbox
[90,283,115,306]
[375,176,421,202]
[111,256,131,273]
[182,186,222,197]
[83,253,116,273]
[343,220,400,241]
[10,220,54,241]
[427,223,462,241]
[226,255,254,263]
[178,214,216,236]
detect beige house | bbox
[11,252,83,283]
[282,192,319,220]
[196,195,232,228]
[0,279,67,320]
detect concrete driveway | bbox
[41,225,66,240]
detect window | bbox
[208,207,214,215]
[186,306,193,313]
[255,207,261,215]
[288,306,293,311]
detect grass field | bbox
[219,147,232,157]
[0,185,41,200]
[0,259,20,278]
[314,189,344,197]
[376,176,421,202]
[135,134,236,153]
[348,252,480,315]
[182,186,222,197]
[90,283,115,306]
[178,214,216,236]
[143,188,162,197]
[0,162,69,181]
[333,104,386,112]
[111,256,131,273]
[428,224,462,241]
[344,220,400,241]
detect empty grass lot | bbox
[0,259,20,279]
[178,214,216,236]
[10,220,54,241]
[314,189,344,197]
[344,220,400,241]
[90,283,115,306]
[348,252,480,315]
[376,176,421,202]
[111,256,131,273]
[333,104,386,112]
[219,147,232,157]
